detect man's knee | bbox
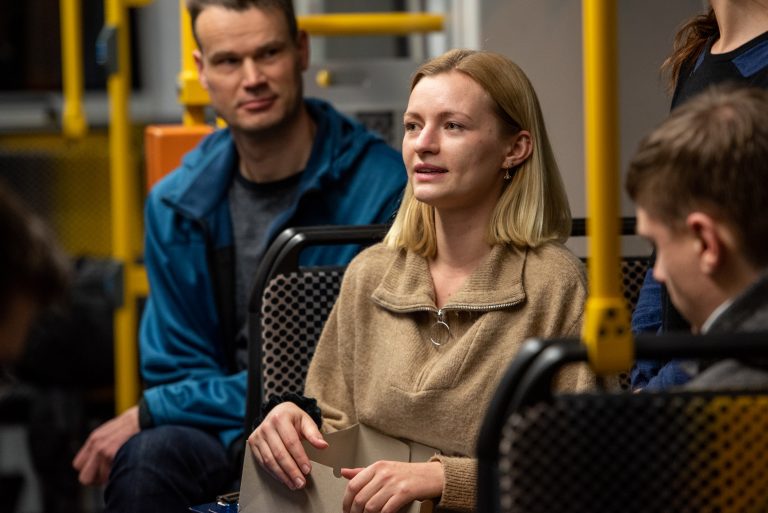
[108,426,231,501]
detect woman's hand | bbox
[247,402,328,490]
[341,460,444,513]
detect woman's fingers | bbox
[247,402,326,490]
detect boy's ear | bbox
[686,212,722,275]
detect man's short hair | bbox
[626,85,768,267]
[0,182,69,312]
[186,0,298,48]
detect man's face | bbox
[636,207,712,332]
[194,6,308,136]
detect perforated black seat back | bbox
[621,257,648,313]
[260,269,345,400]
[498,392,768,513]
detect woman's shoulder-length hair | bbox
[384,49,572,257]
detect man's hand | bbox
[72,405,140,486]
[248,402,328,490]
[341,461,444,513]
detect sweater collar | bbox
[371,244,527,313]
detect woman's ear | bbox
[504,130,533,168]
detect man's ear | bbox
[686,212,722,275]
[297,30,309,72]
[193,49,209,91]
[503,130,533,169]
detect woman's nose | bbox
[414,126,439,154]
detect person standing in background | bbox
[631,0,768,390]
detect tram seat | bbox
[144,124,214,191]
[571,217,648,315]
[476,332,768,513]
[243,224,388,434]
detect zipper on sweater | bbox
[430,308,451,346]
[406,300,523,347]
[405,298,522,316]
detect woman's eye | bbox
[445,122,461,130]
[404,123,418,132]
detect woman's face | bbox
[402,70,515,213]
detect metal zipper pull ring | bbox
[429,309,451,346]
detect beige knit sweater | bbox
[304,241,590,512]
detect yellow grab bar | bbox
[298,13,443,36]
[60,0,88,138]
[580,0,633,374]
[178,0,208,125]
[106,0,143,413]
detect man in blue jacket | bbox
[72,1,406,510]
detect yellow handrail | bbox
[580,0,633,374]
[106,0,145,413]
[60,0,88,138]
[178,0,208,126]
[298,12,443,36]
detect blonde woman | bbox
[249,49,589,513]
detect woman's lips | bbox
[414,164,447,174]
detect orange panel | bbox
[145,124,215,191]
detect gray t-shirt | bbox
[228,169,303,368]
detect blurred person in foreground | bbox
[0,182,68,364]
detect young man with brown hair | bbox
[627,85,768,389]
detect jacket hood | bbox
[158,98,385,221]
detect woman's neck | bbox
[429,208,495,308]
[711,0,768,53]
[432,209,493,272]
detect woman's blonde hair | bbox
[384,49,572,257]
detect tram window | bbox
[0,0,141,92]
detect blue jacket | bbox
[140,99,406,448]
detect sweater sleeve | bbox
[430,455,476,512]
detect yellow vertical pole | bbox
[60,0,88,138]
[581,0,632,374]
[179,0,208,126]
[105,0,141,413]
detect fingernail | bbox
[301,464,310,474]
[294,477,305,489]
